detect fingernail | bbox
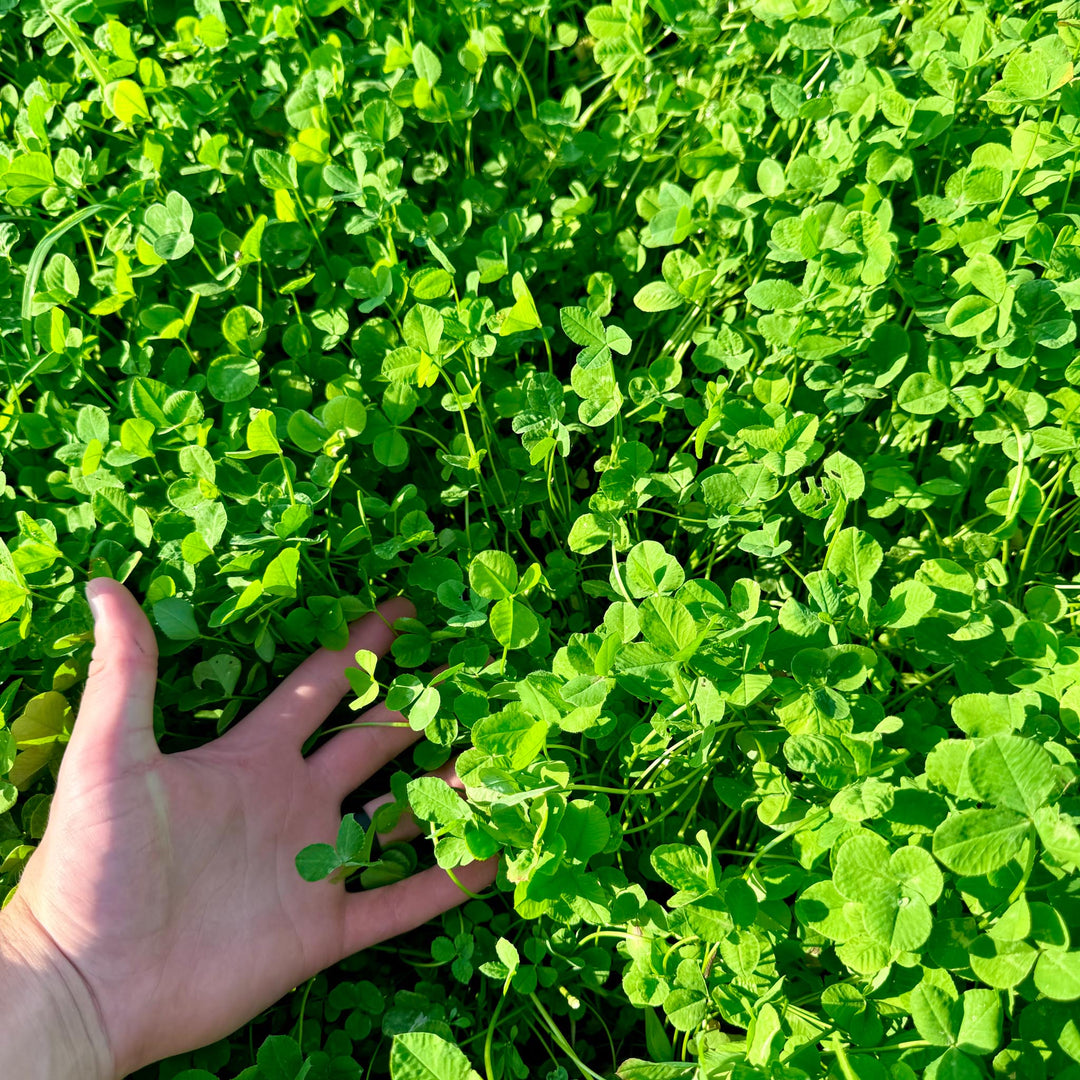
[85,579,105,624]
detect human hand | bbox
[0,578,497,1078]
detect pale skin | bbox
[0,577,497,1080]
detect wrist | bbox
[0,897,114,1080]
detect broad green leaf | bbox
[322,396,367,437]
[833,832,892,902]
[4,152,54,202]
[924,1048,981,1080]
[295,843,338,881]
[407,776,474,825]
[911,983,957,1047]
[402,304,444,353]
[499,273,541,335]
[561,306,606,347]
[835,15,881,56]
[559,801,609,862]
[207,356,260,403]
[746,279,803,311]
[262,548,300,596]
[1033,950,1080,1001]
[968,935,1037,989]
[105,79,151,124]
[968,253,1006,303]
[951,693,1026,738]
[891,845,944,904]
[254,149,298,190]
[897,372,949,415]
[337,813,365,858]
[568,513,618,554]
[412,42,442,86]
[256,1035,305,1080]
[0,581,29,622]
[585,6,627,38]
[945,295,997,338]
[624,541,684,598]
[651,844,707,891]
[933,809,1032,876]
[1034,806,1080,868]
[664,988,708,1032]
[473,707,547,768]
[152,597,199,641]
[7,692,72,789]
[76,405,109,445]
[956,989,1002,1055]
[824,528,881,602]
[406,686,440,731]
[287,410,329,452]
[489,597,539,649]
[634,281,683,311]
[1003,49,1050,100]
[879,579,935,628]
[390,1032,481,1080]
[469,551,518,599]
[411,267,452,299]
[243,410,282,456]
[639,596,696,655]
[757,157,785,196]
[192,653,242,696]
[967,735,1055,816]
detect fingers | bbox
[342,856,500,955]
[306,664,449,797]
[67,578,160,768]
[227,597,415,748]
[307,698,419,796]
[361,758,461,845]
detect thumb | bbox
[68,577,160,765]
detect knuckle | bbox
[87,636,159,681]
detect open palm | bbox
[9,578,496,1078]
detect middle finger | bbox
[307,695,423,798]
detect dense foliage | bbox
[4,0,1080,1077]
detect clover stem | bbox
[622,771,709,835]
[662,934,699,964]
[524,1018,562,1072]
[680,1028,693,1060]
[438,368,500,535]
[889,664,954,708]
[991,98,1045,225]
[1006,830,1038,906]
[610,543,633,602]
[528,993,607,1080]
[483,991,505,1080]
[830,1035,861,1080]
[781,553,809,588]
[576,929,639,947]
[292,976,316,1050]
[278,453,296,504]
[743,807,830,878]
[1061,145,1080,211]
[675,773,712,840]
[1015,457,1071,591]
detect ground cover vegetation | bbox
[3,0,1080,1076]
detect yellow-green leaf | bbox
[106,79,151,125]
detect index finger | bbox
[225,597,415,748]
